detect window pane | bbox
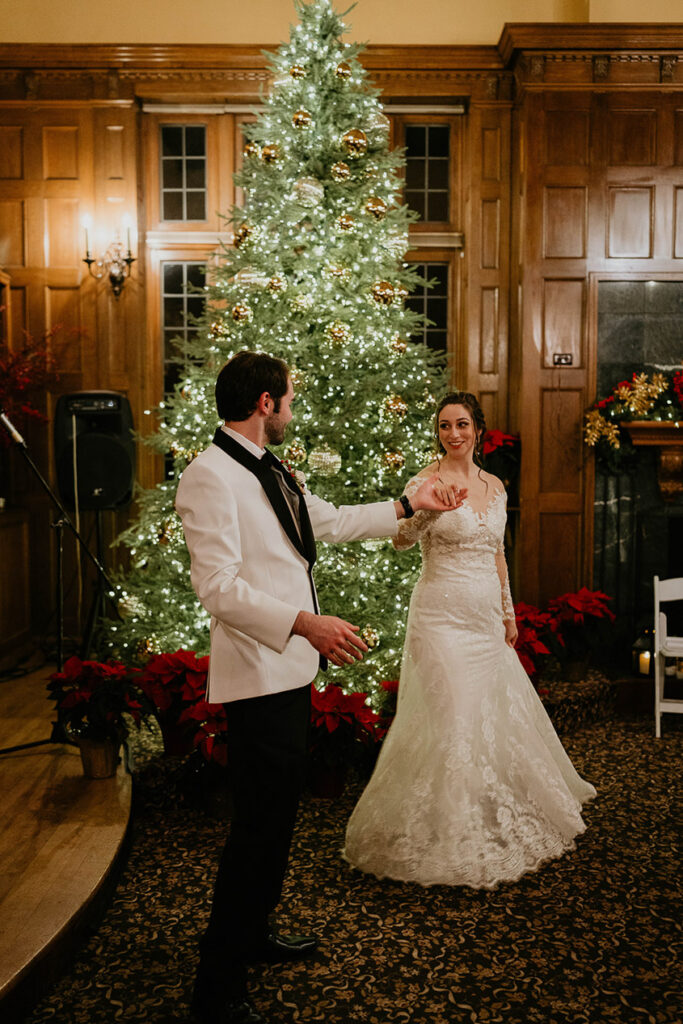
[162,158,184,189]
[427,192,449,222]
[163,264,184,293]
[427,332,447,353]
[428,264,449,293]
[165,297,185,327]
[428,158,449,191]
[187,264,206,290]
[163,192,183,221]
[427,297,447,327]
[186,159,206,189]
[405,126,426,157]
[185,126,206,156]
[405,159,425,190]
[161,126,183,156]
[428,126,450,158]
[186,191,206,221]
[405,190,425,219]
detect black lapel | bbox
[211,428,312,565]
[262,450,317,567]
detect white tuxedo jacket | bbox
[175,440,398,703]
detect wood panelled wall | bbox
[0,28,682,655]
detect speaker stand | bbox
[81,510,109,660]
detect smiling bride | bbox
[343,391,596,889]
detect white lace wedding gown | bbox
[344,471,596,889]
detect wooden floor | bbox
[0,666,131,1022]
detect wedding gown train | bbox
[344,472,596,889]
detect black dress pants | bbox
[195,683,311,1001]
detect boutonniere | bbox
[281,460,307,493]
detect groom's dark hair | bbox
[216,350,289,421]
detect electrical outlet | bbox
[553,353,573,366]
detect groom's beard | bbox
[264,412,287,446]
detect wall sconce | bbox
[82,216,136,299]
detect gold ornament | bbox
[267,274,287,293]
[365,110,391,142]
[330,161,351,182]
[294,176,325,207]
[209,320,230,339]
[231,303,253,324]
[385,231,409,258]
[394,283,409,301]
[289,63,307,79]
[292,109,313,129]
[285,440,307,464]
[385,393,408,419]
[365,196,388,220]
[360,626,379,649]
[335,61,352,81]
[337,213,355,232]
[389,335,408,354]
[372,281,395,305]
[382,450,405,473]
[325,321,351,346]
[261,143,281,164]
[135,635,161,664]
[233,223,252,248]
[158,516,179,545]
[289,367,306,389]
[235,268,269,287]
[118,594,145,619]
[341,128,368,158]
[243,140,260,159]
[309,445,342,477]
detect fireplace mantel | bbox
[622,421,683,501]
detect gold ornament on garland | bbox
[365,196,388,220]
[294,176,325,207]
[267,274,287,293]
[118,594,145,619]
[382,450,405,473]
[285,440,307,464]
[233,223,253,248]
[394,283,409,302]
[325,321,351,346]
[326,264,351,283]
[261,143,281,164]
[330,161,351,182]
[231,303,253,324]
[289,367,307,389]
[209,320,230,339]
[291,293,314,312]
[360,626,379,649]
[371,281,395,305]
[292,109,313,129]
[243,140,260,159]
[365,110,391,143]
[385,393,408,419]
[135,635,161,664]
[158,516,180,545]
[341,128,368,158]
[335,61,352,81]
[389,335,408,354]
[309,445,342,476]
[337,213,355,232]
[289,63,307,79]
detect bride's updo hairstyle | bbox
[433,391,487,467]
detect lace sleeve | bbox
[392,472,439,552]
[495,535,515,620]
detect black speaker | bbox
[54,391,136,510]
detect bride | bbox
[344,392,596,889]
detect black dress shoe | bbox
[191,994,268,1024]
[246,929,319,963]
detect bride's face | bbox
[438,403,477,461]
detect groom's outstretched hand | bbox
[412,473,467,512]
[291,610,368,666]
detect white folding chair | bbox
[654,575,683,738]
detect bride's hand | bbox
[412,472,466,512]
[504,618,518,648]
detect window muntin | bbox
[160,125,207,222]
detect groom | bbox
[175,350,463,1024]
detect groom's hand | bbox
[412,473,466,512]
[291,610,368,666]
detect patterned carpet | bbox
[26,702,682,1024]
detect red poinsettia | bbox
[140,649,209,712]
[482,429,518,456]
[0,323,61,446]
[310,683,381,768]
[179,699,228,766]
[673,369,683,407]
[47,655,149,742]
[547,587,616,626]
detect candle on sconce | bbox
[638,651,651,675]
[82,214,92,257]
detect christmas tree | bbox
[110,0,447,702]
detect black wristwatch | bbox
[398,494,415,519]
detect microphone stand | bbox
[0,408,122,753]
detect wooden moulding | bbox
[621,421,683,502]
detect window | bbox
[161,262,206,393]
[160,125,207,221]
[404,125,450,223]
[406,262,449,353]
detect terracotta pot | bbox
[77,737,120,779]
